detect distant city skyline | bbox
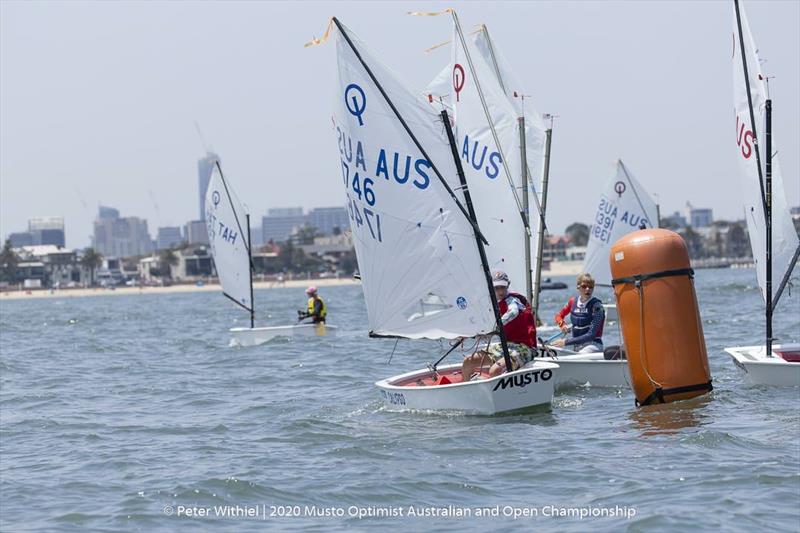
[2,1,798,249]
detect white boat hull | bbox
[539,348,630,389]
[375,361,559,415]
[229,323,338,347]
[724,343,800,386]
[603,304,618,322]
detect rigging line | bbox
[387,338,399,364]
[773,243,800,309]
[332,17,489,246]
[619,161,657,227]
[450,11,530,237]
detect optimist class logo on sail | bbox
[336,80,437,244]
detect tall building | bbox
[8,232,33,247]
[92,207,153,258]
[184,220,209,245]
[28,217,65,247]
[307,207,349,236]
[156,226,183,250]
[198,152,219,221]
[262,207,307,243]
[98,206,120,220]
[690,208,713,228]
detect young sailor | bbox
[553,273,605,352]
[461,271,537,381]
[298,286,327,324]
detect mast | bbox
[532,124,553,315]
[734,0,770,354]
[246,213,255,329]
[765,97,772,356]
[442,109,513,371]
[519,116,532,303]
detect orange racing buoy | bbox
[610,228,712,406]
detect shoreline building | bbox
[7,217,66,247]
[184,220,209,245]
[156,226,183,250]
[262,207,306,243]
[261,206,349,243]
[684,202,713,228]
[307,207,349,236]
[92,206,153,258]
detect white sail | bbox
[732,1,799,303]
[205,165,252,311]
[471,25,549,296]
[445,17,530,296]
[333,20,496,339]
[582,160,658,286]
[472,26,548,205]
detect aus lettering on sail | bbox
[335,120,435,245]
[336,125,431,191]
[461,134,502,180]
[591,198,652,245]
[735,115,755,160]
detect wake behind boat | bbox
[204,162,338,347]
[229,322,338,347]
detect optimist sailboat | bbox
[457,22,635,389]
[326,17,557,414]
[204,162,337,347]
[724,0,800,386]
[582,159,660,322]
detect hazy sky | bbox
[2,0,798,249]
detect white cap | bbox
[492,270,509,287]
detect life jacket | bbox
[308,296,327,322]
[498,292,537,348]
[567,295,604,343]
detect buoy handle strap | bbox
[611,267,694,287]
[636,380,714,407]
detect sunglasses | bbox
[579,284,594,289]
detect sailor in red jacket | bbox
[461,271,538,381]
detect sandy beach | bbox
[0,277,361,301]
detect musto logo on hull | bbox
[492,369,552,392]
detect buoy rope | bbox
[637,280,663,391]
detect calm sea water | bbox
[1,268,798,532]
